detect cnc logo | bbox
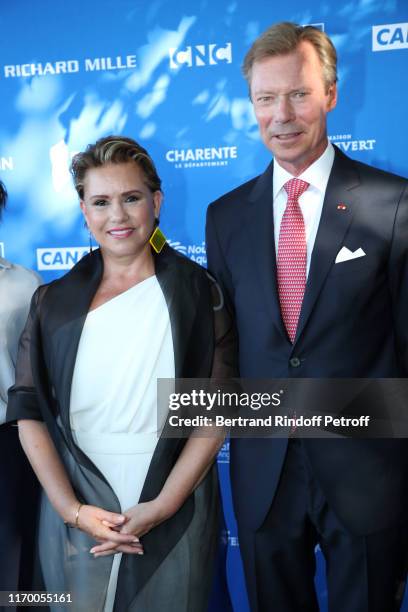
[372,23,408,51]
[167,240,207,266]
[37,247,90,271]
[169,43,232,69]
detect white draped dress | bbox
[69,275,174,611]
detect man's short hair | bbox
[243,22,337,93]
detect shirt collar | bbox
[0,256,12,269]
[273,142,335,199]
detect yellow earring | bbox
[149,225,167,253]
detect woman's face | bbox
[80,161,162,262]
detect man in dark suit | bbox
[206,22,408,612]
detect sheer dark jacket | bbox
[8,245,236,612]
[206,146,408,535]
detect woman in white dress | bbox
[7,137,236,611]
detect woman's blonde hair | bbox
[71,135,162,199]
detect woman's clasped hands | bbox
[76,500,166,557]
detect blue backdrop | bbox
[1,1,407,609]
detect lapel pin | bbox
[337,203,348,211]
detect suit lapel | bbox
[294,148,360,344]
[244,162,289,342]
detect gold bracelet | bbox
[74,503,83,529]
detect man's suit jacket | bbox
[206,146,408,535]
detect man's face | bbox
[250,41,337,176]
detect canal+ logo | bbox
[37,247,90,271]
[169,43,232,69]
[372,23,408,51]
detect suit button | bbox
[289,357,301,368]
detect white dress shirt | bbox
[0,257,41,424]
[273,142,335,276]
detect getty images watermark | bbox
[157,379,408,438]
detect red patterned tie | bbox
[277,178,309,343]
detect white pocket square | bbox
[335,246,366,264]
